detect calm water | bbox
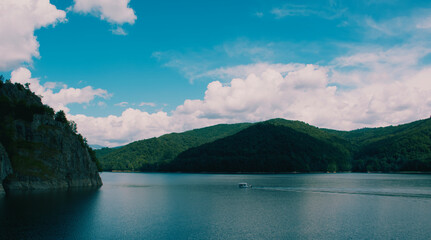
[1,173,431,239]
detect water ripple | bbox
[254,186,431,199]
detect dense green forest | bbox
[339,119,431,171]
[97,123,252,171]
[96,117,431,172]
[167,120,352,172]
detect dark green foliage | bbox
[44,105,55,118]
[325,119,431,172]
[54,110,68,123]
[0,97,53,122]
[167,121,352,172]
[98,117,431,173]
[69,120,78,134]
[96,147,120,159]
[347,119,431,172]
[96,123,252,171]
[0,81,54,160]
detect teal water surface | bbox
[1,173,431,239]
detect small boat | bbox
[238,183,252,188]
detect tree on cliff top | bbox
[54,110,68,123]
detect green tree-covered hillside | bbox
[347,119,431,171]
[166,120,352,172]
[96,117,431,173]
[97,123,252,171]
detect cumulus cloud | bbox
[73,0,136,32]
[175,65,337,125]
[71,51,431,147]
[183,62,431,129]
[11,67,110,113]
[70,109,181,147]
[0,0,66,71]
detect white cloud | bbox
[200,63,303,81]
[98,101,107,107]
[271,3,346,19]
[111,26,127,35]
[10,67,110,113]
[255,12,264,18]
[222,39,275,60]
[73,0,136,25]
[0,0,66,71]
[71,51,431,147]
[271,4,317,18]
[139,102,156,107]
[331,46,431,86]
[417,16,431,29]
[415,10,431,30]
[176,62,431,130]
[153,39,288,83]
[360,10,431,38]
[70,109,180,147]
[174,66,335,124]
[115,102,129,107]
[334,47,427,68]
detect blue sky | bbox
[2,0,431,146]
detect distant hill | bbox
[97,123,252,171]
[167,119,352,172]
[96,116,431,173]
[90,144,106,150]
[340,119,431,171]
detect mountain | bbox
[0,79,102,193]
[90,144,106,150]
[171,118,431,172]
[97,116,431,173]
[97,123,252,171]
[333,118,431,172]
[166,119,352,172]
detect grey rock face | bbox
[0,81,102,192]
[3,114,102,191]
[0,143,13,194]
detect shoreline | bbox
[107,170,431,174]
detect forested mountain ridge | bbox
[348,119,431,171]
[167,120,352,172]
[97,123,252,171]
[97,117,431,173]
[326,118,430,146]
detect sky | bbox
[2,0,431,147]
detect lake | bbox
[1,173,431,239]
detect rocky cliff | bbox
[0,144,13,194]
[0,80,102,192]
